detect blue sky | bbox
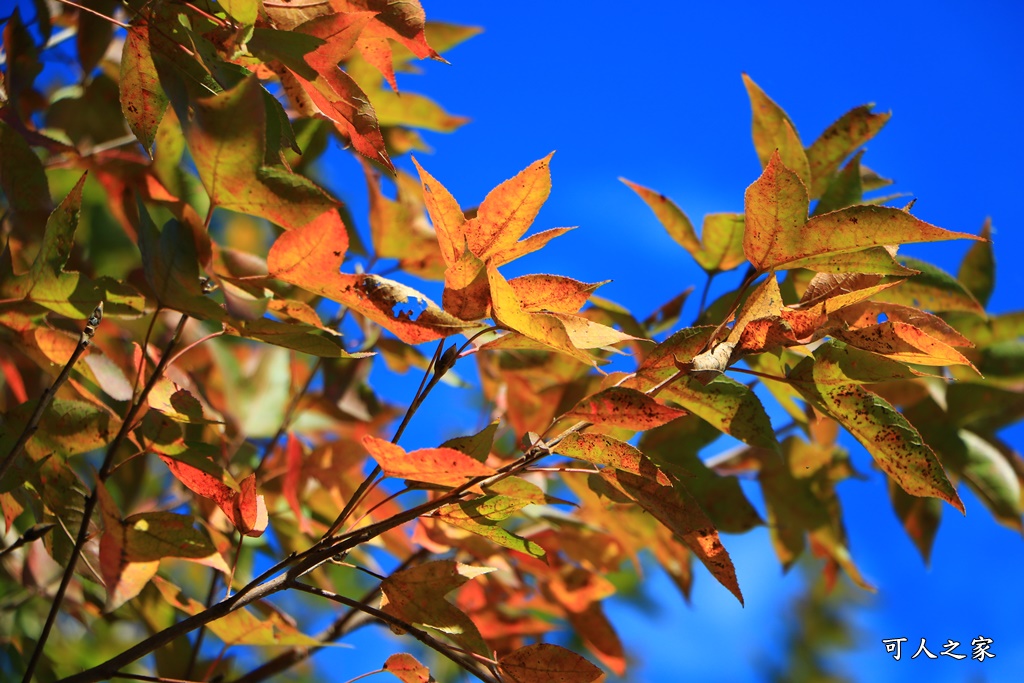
[316,2,1024,682]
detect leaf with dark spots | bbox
[564,387,686,431]
[607,469,743,604]
[554,432,672,485]
[499,643,603,683]
[798,348,964,513]
[806,105,890,199]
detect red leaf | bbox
[362,435,496,487]
[158,455,268,537]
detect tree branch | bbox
[287,581,500,683]
[24,314,189,683]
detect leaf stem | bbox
[697,271,716,320]
[22,314,189,683]
[0,303,101,487]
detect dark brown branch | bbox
[287,581,499,683]
[23,314,189,683]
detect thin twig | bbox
[697,271,716,321]
[23,314,189,683]
[228,549,428,683]
[183,570,221,680]
[0,524,56,559]
[0,303,102,486]
[323,338,447,539]
[55,0,129,28]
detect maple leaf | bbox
[621,181,748,275]
[268,214,475,343]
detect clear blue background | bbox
[319,2,1024,682]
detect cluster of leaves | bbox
[1,2,1022,683]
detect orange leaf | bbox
[411,156,466,267]
[499,643,603,683]
[158,455,267,537]
[362,436,496,487]
[383,653,431,683]
[466,152,554,263]
[509,274,606,314]
[834,321,977,369]
[268,214,473,343]
[565,387,686,431]
[743,151,809,271]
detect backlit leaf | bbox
[158,454,268,537]
[435,496,545,557]
[383,653,431,683]
[742,74,811,188]
[564,387,687,431]
[554,432,672,485]
[957,219,995,308]
[607,469,743,604]
[362,436,496,488]
[120,25,168,154]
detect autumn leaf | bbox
[792,344,964,513]
[564,387,686,431]
[958,219,995,307]
[553,432,672,485]
[744,152,980,272]
[119,25,168,155]
[379,560,493,655]
[806,105,891,200]
[362,436,496,488]
[383,653,432,683]
[187,75,344,228]
[268,212,474,343]
[153,575,319,646]
[499,643,603,683]
[97,483,229,611]
[435,495,546,557]
[605,469,743,604]
[742,74,811,189]
[158,454,268,537]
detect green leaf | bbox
[640,419,764,533]
[441,422,498,462]
[660,375,778,452]
[875,257,985,313]
[957,219,995,308]
[798,345,963,513]
[812,150,864,216]
[0,174,140,317]
[0,120,52,235]
[435,496,546,558]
